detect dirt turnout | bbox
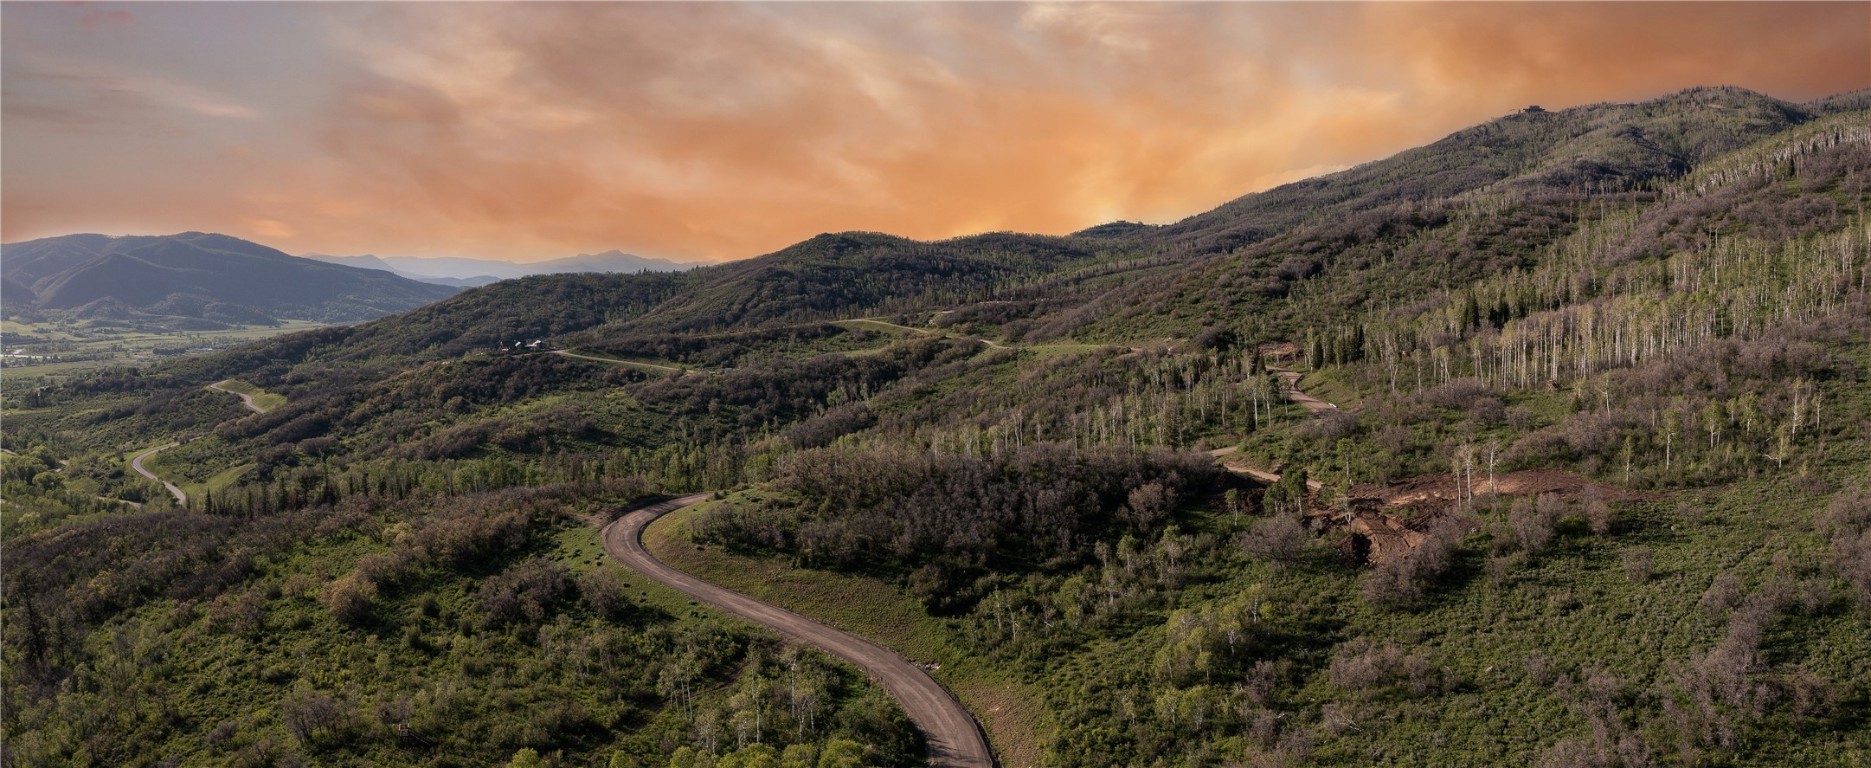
[602,496,996,768]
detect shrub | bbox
[1328,639,1442,695]
[1623,548,1654,584]
[1820,482,1871,610]
[577,570,632,620]
[1360,514,1468,607]
[1511,496,1559,555]
[479,558,571,628]
[320,573,377,626]
[281,688,352,746]
[1123,481,1175,531]
[1583,491,1613,535]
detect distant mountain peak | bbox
[303,249,704,282]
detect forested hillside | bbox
[1,233,459,329]
[5,86,1869,768]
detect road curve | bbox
[603,495,996,768]
[129,443,187,506]
[207,381,267,414]
[1267,366,1338,413]
[1209,365,1334,490]
[1206,446,1326,491]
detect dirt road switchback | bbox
[129,443,186,505]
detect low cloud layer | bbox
[4,2,1866,262]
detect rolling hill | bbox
[1,232,459,328]
[7,86,1871,768]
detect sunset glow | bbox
[4,2,1867,263]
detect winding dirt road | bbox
[1268,366,1337,413]
[206,381,269,414]
[129,443,187,506]
[602,495,996,768]
[842,318,1009,350]
[1207,446,1326,491]
[1209,365,1336,489]
[552,349,685,374]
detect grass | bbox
[551,520,731,622]
[642,493,1052,768]
[1292,365,1363,411]
[1017,341,1120,358]
[0,320,327,380]
[185,462,256,502]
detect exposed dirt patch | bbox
[1233,466,1639,567]
[1365,469,1643,511]
[1332,508,1432,566]
[1311,469,1646,566]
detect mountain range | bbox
[260,85,1867,358]
[0,232,459,329]
[8,85,1871,768]
[303,250,703,287]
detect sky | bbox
[3,2,1867,264]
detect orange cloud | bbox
[4,2,1866,262]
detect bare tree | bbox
[1662,407,1680,474]
[1242,513,1307,566]
[1484,438,1502,498]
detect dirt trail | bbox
[1207,447,1325,491]
[1205,361,1337,490]
[603,495,996,768]
[551,349,684,373]
[206,381,269,414]
[129,443,186,506]
[844,318,1009,350]
[1267,366,1337,413]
